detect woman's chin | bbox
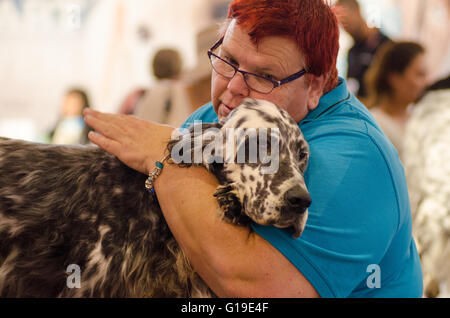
[218,103,233,118]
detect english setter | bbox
[0,98,310,297]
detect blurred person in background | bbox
[49,88,92,145]
[364,41,427,161]
[335,0,391,101]
[404,73,450,298]
[182,24,217,115]
[134,48,192,126]
[117,88,147,115]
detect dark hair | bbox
[427,74,450,92]
[364,41,425,107]
[152,49,183,80]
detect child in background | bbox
[49,88,92,145]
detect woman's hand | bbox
[83,108,175,174]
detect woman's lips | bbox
[219,103,233,118]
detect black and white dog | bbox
[0,98,310,297]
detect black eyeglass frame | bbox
[207,37,308,94]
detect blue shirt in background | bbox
[180,78,423,298]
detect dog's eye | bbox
[299,152,308,161]
[298,152,309,172]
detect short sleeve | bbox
[180,102,218,129]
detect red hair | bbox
[225,0,340,92]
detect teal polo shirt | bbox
[180,78,423,298]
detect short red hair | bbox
[225,0,339,92]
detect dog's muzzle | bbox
[285,186,311,212]
[276,185,311,238]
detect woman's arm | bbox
[83,109,319,297]
[155,163,319,297]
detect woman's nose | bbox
[227,71,250,97]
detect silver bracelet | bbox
[145,154,171,195]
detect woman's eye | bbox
[262,74,275,80]
[225,57,239,66]
[262,73,282,82]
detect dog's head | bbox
[168,98,310,238]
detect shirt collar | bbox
[301,77,350,124]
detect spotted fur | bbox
[0,98,310,297]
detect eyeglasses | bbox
[207,37,308,94]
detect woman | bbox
[365,41,428,159]
[84,0,422,297]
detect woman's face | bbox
[211,19,325,123]
[390,53,428,104]
[62,93,85,118]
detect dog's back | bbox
[0,137,202,297]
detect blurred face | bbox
[62,93,84,117]
[389,53,428,104]
[211,19,325,123]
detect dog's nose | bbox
[285,186,311,211]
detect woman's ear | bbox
[305,74,327,112]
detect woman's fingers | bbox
[84,112,125,141]
[87,131,122,156]
[83,109,129,158]
[83,108,175,175]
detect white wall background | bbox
[0,0,225,140]
[0,0,449,141]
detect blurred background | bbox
[0,0,230,141]
[0,0,449,142]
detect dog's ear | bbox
[234,130,257,166]
[167,122,223,168]
[232,127,280,175]
[213,184,249,225]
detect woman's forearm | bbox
[154,163,259,296]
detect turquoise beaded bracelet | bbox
[145,154,171,194]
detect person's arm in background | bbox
[83,109,319,297]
